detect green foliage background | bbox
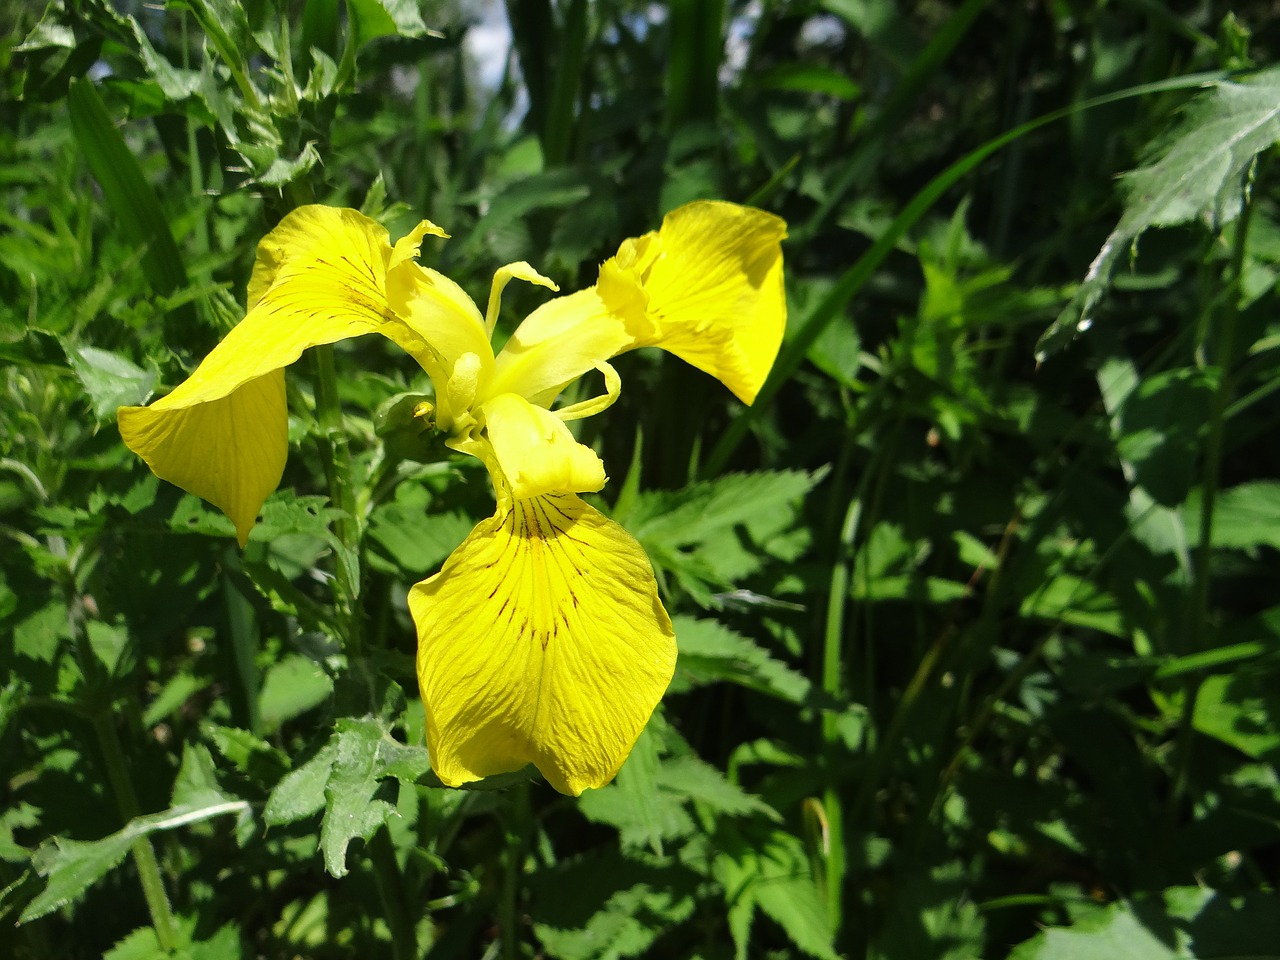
[3,1,1280,957]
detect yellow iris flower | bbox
[118,200,787,795]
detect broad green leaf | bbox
[367,482,475,575]
[1021,574,1124,638]
[346,0,430,50]
[142,670,211,728]
[14,602,69,664]
[1184,481,1280,549]
[205,724,290,787]
[258,654,333,734]
[756,63,860,100]
[669,615,811,704]
[1193,669,1280,761]
[1009,886,1280,959]
[67,345,156,419]
[264,740,339,826]
[1040,66,1280,356]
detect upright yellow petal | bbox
[487,288,635,408]
[385,262,493,427]
[409,493,676,795]
[119,205,442,544]
[599,200,787,405]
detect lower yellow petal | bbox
[409,493,676,796]
[599,200,787,405]
[118,371,286,546]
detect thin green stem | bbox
[311,343,364,655]
[45,493,178,951]
[1166,167,1255,827]
[369,826,418,960]
[92,711,179,953]
[500,782,532,960]
[819,494,860,931]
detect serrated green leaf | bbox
[578,725,697,852]
[171,742,232,810]
[626,470,822,601]
[1008,886,1280,959]
[530,849,698,960]
[1041,66,1280,356]
[669,615,811,704]
[320,717,425,877]
[657,756,779,821]
[205,725,290,786]
[713,825,837,960]
[65,345,156,421]
[21,801,249,923]
[264,740,338,826]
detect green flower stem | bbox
[92,710,179,953]
[369,826,418,960]
[819,493,859,931]
[44,499,178,951]
[500,782,532,960]
[311,342,364,655]
[1166,168,1255,827]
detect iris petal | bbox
[119,205,441,544]
[600,200,787,405]
[409,493,676,796]
[488,288,634,409]
[481,393,607,502]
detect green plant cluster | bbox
[3,1,1280,957]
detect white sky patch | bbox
[720,0,763,85]
[463,0,513,91]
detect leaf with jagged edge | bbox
[19,801,249,923]
[668,615,812,704]
[1039,66,1280,358]
[318,718,431,878]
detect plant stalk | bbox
[93,711,179,952]
[311,342,364,655]
[1166,168,1255,827]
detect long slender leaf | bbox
[67,78,188,297]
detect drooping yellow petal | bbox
[119,205,444,544]
[598,200,787,405]
[119,371,286,546]
[481,393,607,502]
[409,493,676,795]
